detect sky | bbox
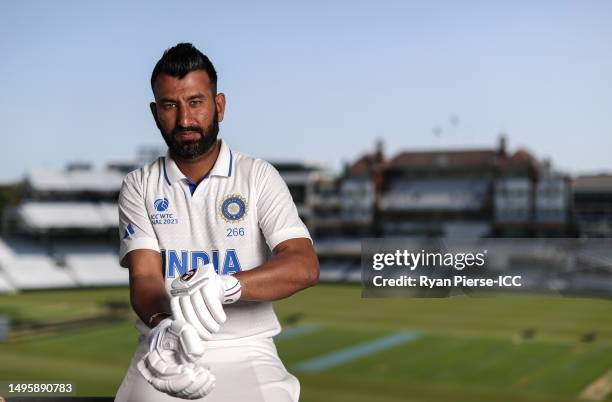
[1,0,611,182]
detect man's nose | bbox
[177,105,196,127]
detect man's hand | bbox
[137,318,216,399]
[170,264,242,340]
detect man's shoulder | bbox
[121,157,164,186]
[232,150,276,178]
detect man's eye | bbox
[162,103,176,109]
[190,100,203,106]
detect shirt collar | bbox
[162,139,234,186]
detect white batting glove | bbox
[137,318,216,399]
[170,264,242,340]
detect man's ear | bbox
[215,93,226,123]
[150,102,161,129]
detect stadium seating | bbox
[98,202,120,227]
[0,237,16,261]
[319,259,360,282]
[381,178,489,211]
[0,274,16,292]
[315,239,361,256]
[0,237,130,292]
[0,255,77,290]
[0,238,73,291]
[64,253,128,287]
[442,221,490,238]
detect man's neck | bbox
[171,140,221,184]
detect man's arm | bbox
[126,249,171,328]
[234,237,319,301]
[168,238,318,338]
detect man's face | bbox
[150,70,226,160]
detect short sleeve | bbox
[118,173,161,267]
[256,162,312,250]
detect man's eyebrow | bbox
[157,94,207,103]
[187,93,207,100]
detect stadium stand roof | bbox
[340,137,541,188]
[388,149,500,169]
[572,175,612,193]
[341,140,386,177]
[26,168,124,193]
[16,202,118,231]
[347,153,384,176]
[385,143,538,174]
[271,161,324,173]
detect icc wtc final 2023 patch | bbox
[219,194,248,223]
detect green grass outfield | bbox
[1,284,612,401]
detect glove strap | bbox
[148,312,172,328]
[221,275,242,304]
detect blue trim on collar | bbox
[162,158,171,186]
[228,149,233,177]
[185,178,196,195]
[186,173,211,196]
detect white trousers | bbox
[114,336,300,402]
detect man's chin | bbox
[175,139,200,148]
[166,131,217,160]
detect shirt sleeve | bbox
[118,172,160,267]
[256,161,312,251]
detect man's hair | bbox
[150,43,218,95]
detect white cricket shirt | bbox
[118,139,311,340]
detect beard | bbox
[160,113,219,160]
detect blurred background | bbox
[1,1,612,401]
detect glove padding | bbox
[170,264,242,340]
[137,318,216,399]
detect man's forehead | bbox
[153,70,213,97]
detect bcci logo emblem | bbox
[154,198,169,212]
[220,194,248,223]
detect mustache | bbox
[172,125,204,136]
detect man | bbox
[114,43,319,402]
